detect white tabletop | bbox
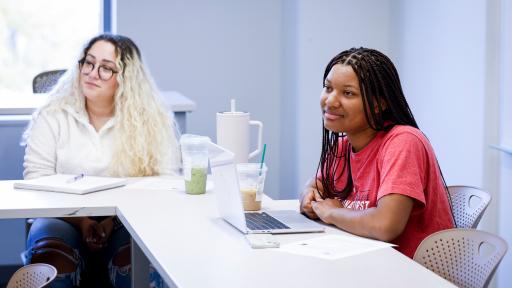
[0,179,455,288]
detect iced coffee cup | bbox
[180,134,210,195]
[236,163,267,211]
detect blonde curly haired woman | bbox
[22,34,180,288]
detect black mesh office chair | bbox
[32,70,66,93]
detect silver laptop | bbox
[208,142,325,234]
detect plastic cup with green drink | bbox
[180,134,210,195]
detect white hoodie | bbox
[23,104,179,179]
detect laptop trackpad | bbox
[266,210,317,228]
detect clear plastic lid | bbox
[180,134,211,151]
[236,163,267,174]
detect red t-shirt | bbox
[319,125,454,258]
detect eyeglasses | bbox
[78,59,119,81]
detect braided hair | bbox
[318,47,418,200]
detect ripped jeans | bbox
[23,217,131,288]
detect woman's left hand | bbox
[97,217,115,245]
[311,198,343,224]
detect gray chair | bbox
[413,228,508,288]
[26,69,66,235]
[32,70,66,93]
[7,263,57,288]
[448,185,491,228]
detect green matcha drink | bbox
[185,167,207,195]
[180,134,210,195]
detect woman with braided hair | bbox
[299,47,454,258]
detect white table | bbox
[0,179,455,288]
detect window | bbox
[0,0,105,107]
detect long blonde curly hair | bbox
[27,34,181,177]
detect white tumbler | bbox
[216,99,263,164]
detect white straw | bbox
[230,99,236,112]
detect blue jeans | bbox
[149,263,169,288]
[23,217,131,288]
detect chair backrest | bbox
[7,263,57,288]
[32,69,66,93]
[413,228,508,288]
[448,185,491,228]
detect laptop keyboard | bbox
[245,212,290,230]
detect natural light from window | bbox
[0,0,101,108]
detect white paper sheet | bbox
[277,234,395,260]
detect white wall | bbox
[293,0,393,198]
[394,0,487,187]
[496,0,512,286]
[117,0,283,199]
[498,155,512,287]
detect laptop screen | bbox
[209,142,248,232]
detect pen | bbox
[66,173,85,183]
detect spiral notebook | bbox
[13,174,127,195]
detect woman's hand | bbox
[299,183,323,219]
[98,217,115,243]
[80,218,105,251]
[311,198,343,224]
